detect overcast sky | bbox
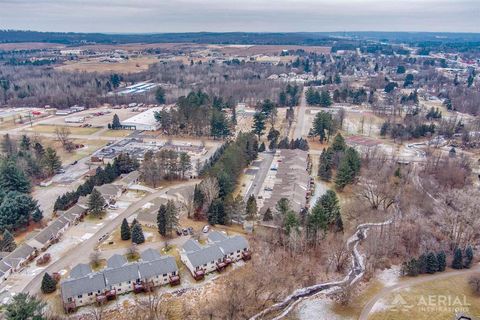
[0,0,478,33]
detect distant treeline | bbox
[2,30,479,47]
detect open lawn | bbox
[27,124,101,135]
[55,56,159,74]
[369,273,480,320]
[102,129,132,138]
[40,138,107,164]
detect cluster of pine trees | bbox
[0,147,43,232]
[278,84,301,107]
[154,90,232,138]
[306,87,332,107]
[2,134,62,180]
[54,153,139,211]
[195,133,258,225]
[402,246,474,277]
[120,218,145,244]
[275,137,309,151]
[318,133,361,190]
[307,190,343,239]
[332,87,369,105]
[311,111,335,143]
[141,149,192,187]
[156,200,179,237]
[402,251,447,276]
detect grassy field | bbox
[369,273,480,320]
[102,129,132,137]
[55,56,159,73]
[40,138,107,164]
[27,124,100,135]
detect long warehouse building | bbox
[121,107,162,131]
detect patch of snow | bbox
[370,297,389,313]
[81,233,94,240]
[296,297,354,320]
[377,265,400,287]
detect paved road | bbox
[22,181,197,295]
[359,264,480,320]
[292,88,307,140]
[244,151,275,201]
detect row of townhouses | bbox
[60,248,179,312]
[0,171,140,285]
[0,204,87,284]
[180,231,251,280]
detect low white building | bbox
[65,116,85,123]
[121,107,163,131]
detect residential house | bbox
[61,272,107,311]
[136,198,167,228]
[60,250,179,312]
[115,171,141,189]
[208,232,251,262]
[104,263,140,294]
[138,255,179,287]
[70,263,92,279]
[181,232,251,280]
[94,184,124,204]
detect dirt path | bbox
[359,264,480,320]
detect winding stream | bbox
[250,219,394,320]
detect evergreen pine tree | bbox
[437,251,447,272]
[0,160,31,193]
[120,218,131,240]
[318,149,332,181]
[331,133,346,152]
[41,272,57,294]
[32,208,43,223]
[426,252,438,274]
[131,223,145,244]
[157,204,167,236]
[258,142,266,152]
[335,160,354,190]
[88,188,106,217]
[263,208,273,221]
[418,253,428,274]
[464,245,474,268]
[1,230,16,252]
[452,247,463,269]
[246,195,257,220]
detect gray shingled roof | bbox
[141,248,162,262]
[103,264,139,286]
[182,239,201,252]
[217,236,249,255]
[61,273,106,301]
[70,263,92,279]
[208,231,227,243]
[107,254,127,269]
[185,244,224,268]
[119,171,140,185]
[0,261,11,273]
[138,256,177,279]
[95,184,122,198]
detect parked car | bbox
[202,225,210,233]
[71,160,78,165]
[187,227,194,235]
[108,204,119,210]
[182,228,189,236]
[176,228,182,236]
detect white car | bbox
[202,225,210,233]
[108,204,119,210]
